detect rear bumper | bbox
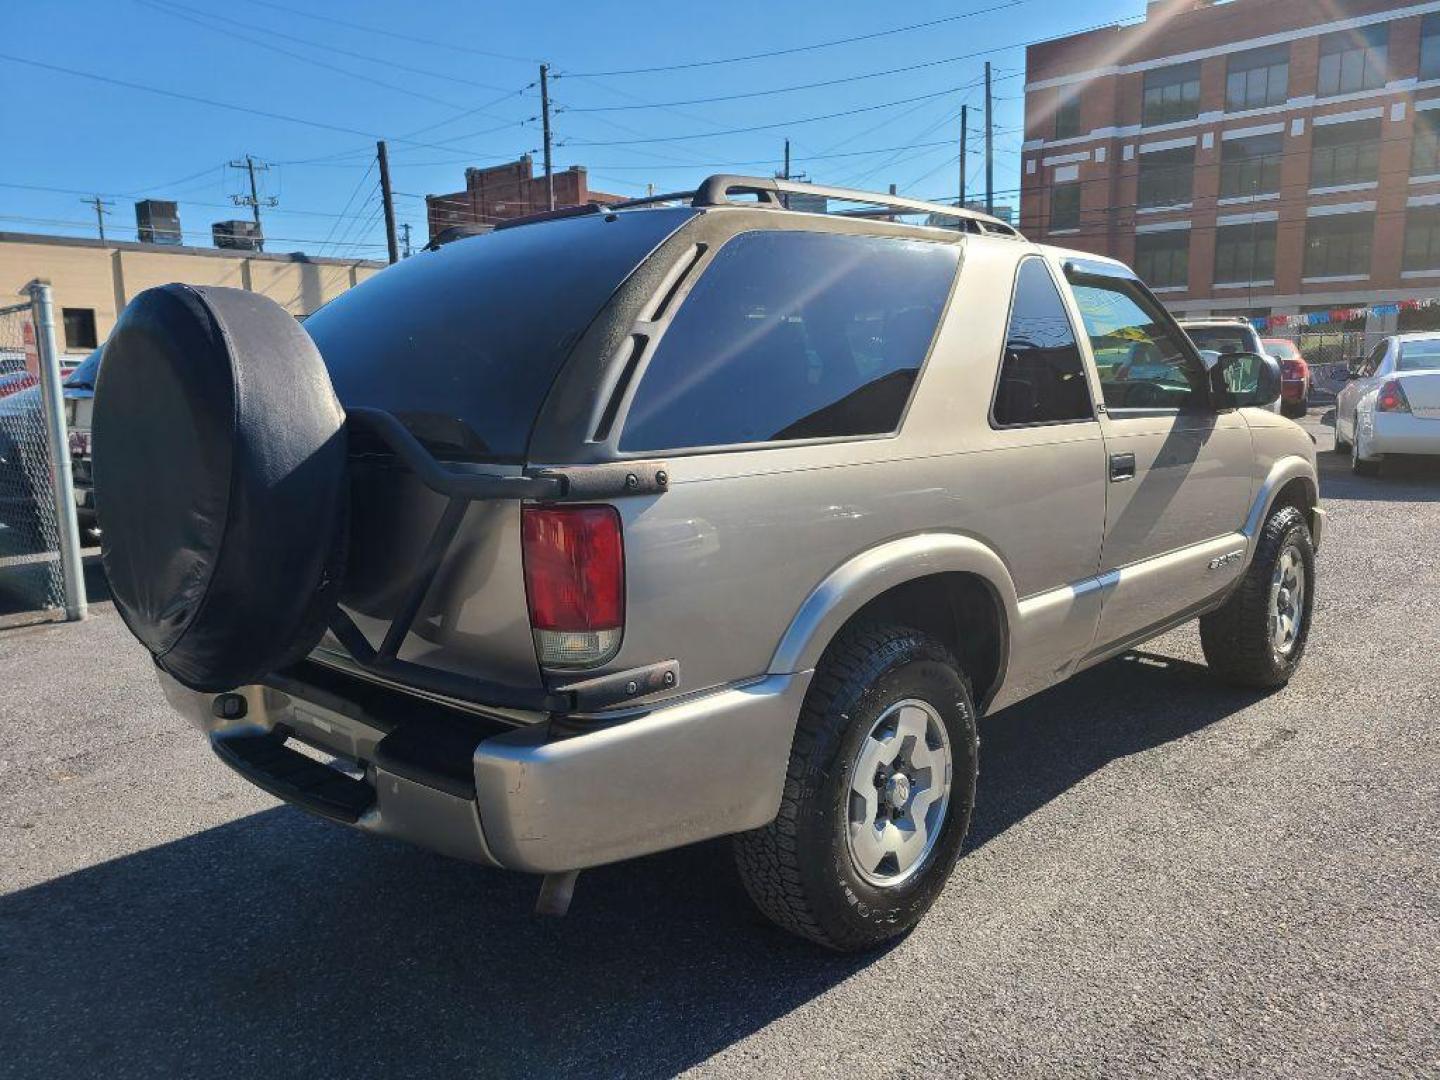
[159,666,810,874]
[1371,412,1440,456]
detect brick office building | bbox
[424,155,625,242]
[1021,0,1440,331]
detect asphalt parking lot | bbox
[1,411,1437,1079]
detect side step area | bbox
[212,731,376,824]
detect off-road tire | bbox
[732,622,978,951]
[1199,505,1314,688]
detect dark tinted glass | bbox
[993,260,1092,426]
[304,207,693,461]
[620,231,958,452]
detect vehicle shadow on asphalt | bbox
[0,649,1263,1079]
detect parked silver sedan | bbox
[1335,333,1440,475]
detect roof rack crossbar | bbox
[684,175,1020,236]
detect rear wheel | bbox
[1200,506,1314,688]
[1351,430,1382,476]
[733,622,978,951]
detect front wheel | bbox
[1200,506,1315,688]
[732,622,978,951]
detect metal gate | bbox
[0,290,86,622]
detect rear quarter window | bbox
[618,230,960,453]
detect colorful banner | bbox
[1247,294,1440,332]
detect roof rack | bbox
[428,174,1023,247]
[620,175,1022,237]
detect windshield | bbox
[304,207,693,462]
[1184,325,1256,355]
[64,347,104,389]
[1398,340,1440,371]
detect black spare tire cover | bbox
[94,284,347,691]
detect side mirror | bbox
[1209,351,1281,409]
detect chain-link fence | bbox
[0,299,67,616]
[1260,327,1373,403]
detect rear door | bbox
[1337,339,1389,439]
[1062,265,1253,655]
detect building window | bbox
[1226,44,1290,112]
[1316,25,1389,97]
[1134,231,1190,289]
[1303,213,1374,278]
[1413,110,1440,176]
[1422,15,1440,81]
[1137,146,1195,208]
[1050,183,1081,230]
[1403,206,1440,272]
[1054,93,1082,140]
[1310,118,1381,188]
[1143,62,1202,126]
[61,308,97,351]
[1213,222,1277,283]
[1220,133,1284,198]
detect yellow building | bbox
[1,231,385,357]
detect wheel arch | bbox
[767,533,1017,713]
[1245,457,1320,549]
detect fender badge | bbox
[1208,550,1243,571]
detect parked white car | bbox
[1335,333,1440,475]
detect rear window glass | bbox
[1183,325,1257,355]
[619,231,959,452]
[304,207,693,462]
[1399,340,1440,370]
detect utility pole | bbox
[228,154,277,252]
[400,222,413,259]
[984,63,995,216]
[81,195,114,242]
[539,63,555,211]
[376,140,399,264]
[959,104,968,208]
[782,138,791,208]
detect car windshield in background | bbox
[1185,327,1253,354]
[1263,339,1301,360]
[304,207,695,462]
[1398,340,1440,371]
[619,231,959,453]
[64,347,103,389]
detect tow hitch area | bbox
[535,871,581,917]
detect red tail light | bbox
[521,506,624,669]
[1376,380,1411,414]
[1281,358,1309,380]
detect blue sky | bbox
[2,0,1138,257]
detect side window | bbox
[619,231,959,452]
[993,260,1093,426]
[1065,274,1207,411]
[1362,342,1387,376]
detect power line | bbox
[559,55,1013,112]
[137,0,513,92]
[0,52,534,158]
[140,0,487,114]
[564,0,1027,77]
[234,0,537,64]
[563,89,965,147]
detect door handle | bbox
[1109,452,1136,482]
